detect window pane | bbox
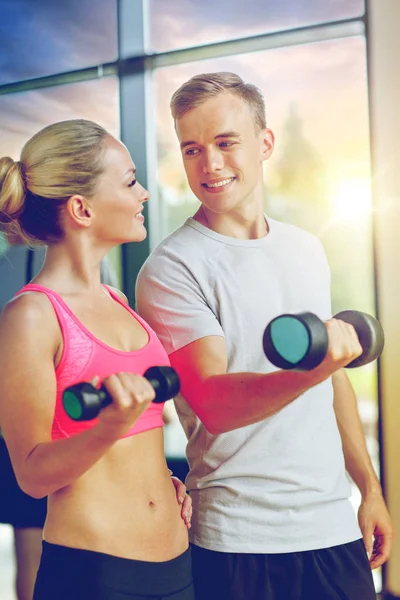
[0,77,122,283]
[155,36,372,312]
[155,40,380,591]
[0,77,119,158]
[0,0,117,85]
[149,0,365,52]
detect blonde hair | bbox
[170,72,267,130]
[0,119,108,245]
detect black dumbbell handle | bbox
[63,366,180,421]
[95,371,167,405]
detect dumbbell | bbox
[62,366,180,421]
[263,310,384,371]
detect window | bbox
[0,77,119,157]
[154,37,373,321]
[149,0,365,52]
[155,40,380,591]
[0,76,122,283]
[0,0,117,85]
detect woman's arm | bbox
[0,294,155,498]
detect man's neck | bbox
[193,205,269,240]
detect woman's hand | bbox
[96,372,155,435]
[170,473,192,529]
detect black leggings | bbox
[192,539,376,600]
[33,541,194,600]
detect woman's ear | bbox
[65,195,94,229]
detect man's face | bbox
[175,92,274,216]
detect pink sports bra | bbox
[16,284,168,440]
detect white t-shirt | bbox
[136,216,361,553]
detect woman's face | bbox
[90,135,150,245]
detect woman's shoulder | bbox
[0,289,58,336]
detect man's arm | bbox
[332,369,393,568]
[137,250,362,433]
[169,324,362,435]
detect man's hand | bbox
[170,473,192,529]
[358,491,394,569]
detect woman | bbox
[0,238,119,600]
[0,120,193,600]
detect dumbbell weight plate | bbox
[63,382,108,421]
[144,366,180,402]
[334,310,385,368]
[263,312,329,371]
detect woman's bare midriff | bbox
[43,428,189,561]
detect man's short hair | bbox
[170,72,267,130]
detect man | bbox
[136,72,393,600]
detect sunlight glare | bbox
[331,178,372,222]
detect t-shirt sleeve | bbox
[136,251,224,356]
